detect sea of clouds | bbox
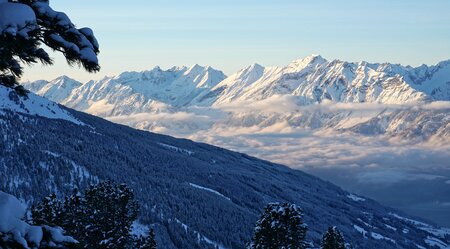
[107,97,450,226]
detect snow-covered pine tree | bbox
[83,181,139,249]
[0,0,100,95]
[31,193,64,227]
[248,202,308,249]
[32,189,88,248]
[32,182,140,249]
[320,226,346,249]
[61,188,87,245]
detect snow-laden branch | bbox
[0,0,100,95]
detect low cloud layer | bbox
[101,100,450,226]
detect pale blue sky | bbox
[23,0,450,82]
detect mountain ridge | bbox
[23,55,450,110]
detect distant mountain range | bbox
[23,55,450,140]
[24,55,450,108]
[2,81,450,248]
[22,55,450,228]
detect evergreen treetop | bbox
[320,226,346,249]
[32,181,144,249]
[0,0,100,94]
[248,202,308,249]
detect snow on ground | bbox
[353,225,368,238]
[189,183,231,201]
[44,150,61,158]
[390,213,450,237]
[385,224,397,231]
[390,213,450,248]
[174,218,228,249]
[347,194,365,202]
[357,218,374,229]
[0,191,76,248]
[425,236,450,249]
[131,221,150,237]
[370,232,396,244]
[158,143,194,156]
[0,85,83,125]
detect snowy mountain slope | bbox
[1,89,449,249]
[0,84,82,125]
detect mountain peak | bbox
[306,54,324,60]
[51,75,82,86]
[247,63,264,70]
[186,64,203,74]
[54,75,72,81]
[288,54,327,71]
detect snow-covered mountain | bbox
[201,55,450,105]
[1,84,450,249]
[23,56,450,112]
[23,65,226,116]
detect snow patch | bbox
[353,225,367,238]
[189,183,231,201]
[390,213,450,239]
[347,194,365,202]
[371,232,396,244]
[44,150,61,158]
[131,221,150,237]
[174,218,228,249]
[385,224,397,231]
[425,236,450,249]
[158,143,194,156]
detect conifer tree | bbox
[320,226,346,249]
[31,193,64,227]
[135,229,157,249]
[84,181,139,249]
[146,229,157,249]
[0,0,100,94]
[248,202,308,249]
[32,182,140,249]
[62,188,87,244]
